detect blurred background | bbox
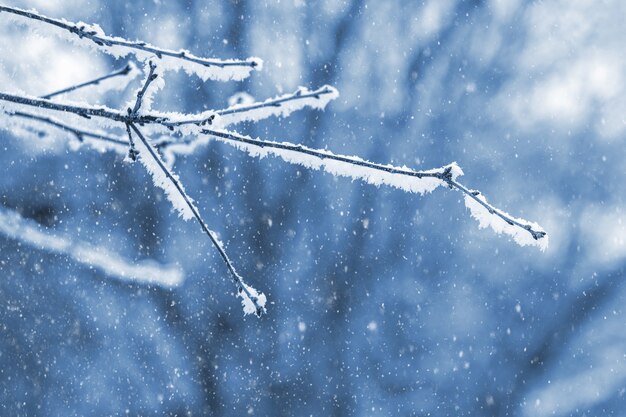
[1,0,625,415]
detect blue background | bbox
[1,0,625,416]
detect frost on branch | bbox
[214,85,339,128]
[0,5,262,81]
[464,192,548,251]
[127,61,165,113]
[131,125,195,220]
[201,129,463,195]
[0,206,183,287]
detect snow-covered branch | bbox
[0,90,204,130]
[202,128,456,193]
[2,65,135,153]
[0,86,548,249]
[0,5,261,81]
[0,206,183,287]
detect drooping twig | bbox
[198,128,548,246]
[0,4,261,80]
[41,63,135,99]
[127,123,266,316]
[448,179,547,241]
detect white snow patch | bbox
[227,91,255,107]
[239,282,267,316]
[0,207,183,287]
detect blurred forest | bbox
[1,0,625,416]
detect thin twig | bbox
[5,65,134,149]
[128,123,265,315]
[129,61,157,116]
[0,91,143,122]
[6,62,135,148]
[175,86,338,127]
[12,111,128,146]
[41,63,134,99]
[0,91,184,128]
[6,62,143,149]
[0,5,260,70]
[219,86,336,116]
[124,123,138,160]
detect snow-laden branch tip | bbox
[462,189,548,251]
[0,206,183,287]
[0,4,262,81]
